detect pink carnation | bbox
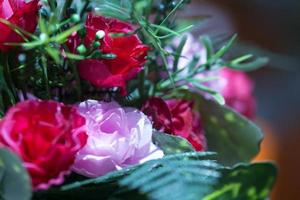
[219,68,255,118]
[72,100,164,177]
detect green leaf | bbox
[64,52,85,60]
[52,24,83,43]
[152,131,195,155]
[92,0,132,21]
[203,162,277,200]
[187,80,225,105]
[56,152,220,200]
[150,24,180,36]
[196,95,263,166]
[201,36,214,60]
[227,57,269,71]
[119,152,221,200]
[0,148,32,200]
[0,18,35,40]
[45,47,61,64]
[208,34,237,64]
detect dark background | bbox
[188,0,300,199]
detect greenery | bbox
[0,148,32,200]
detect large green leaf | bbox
[152,131,195,155]
[0,148,32,200]
[196,95,263,165]
[48,152,220,200]
[118,152,221,200]
[203,162,277,200]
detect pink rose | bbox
[72,100,163,177]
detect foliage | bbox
[152,131,196,154]
[34,152,220,200]
[196,96,263,166]
[0,148,32,200]
[33,151,276,200]
[203,163,277,200]
[171,91,263,166]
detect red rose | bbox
[0,0,39,51]
[67,14,149,95]
[142,97,206,151]
[220,68,256,119]
[0,100,87,190]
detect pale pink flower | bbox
[72,100,164,177]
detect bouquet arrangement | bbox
[0,0,276,199]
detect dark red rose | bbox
[0,100,87,190]
[0,0,39,51]
[142,97,206,151]
[220,68,256,119]
[67,14,149,95]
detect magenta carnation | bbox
[0,100,87,190]
[72,100,164,177]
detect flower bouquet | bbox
[0,0,276,200]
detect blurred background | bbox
[186,0,300,199]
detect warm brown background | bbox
[187,0,300,199]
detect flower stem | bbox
[41,55,51,99]
[80,0,90,17]
[60,0,73,20]
[2,53,18,102]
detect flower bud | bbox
[77,44,87,55]
[95,30,105,40]
[101,53,117,59]
[71,14,80,23]
[92,41,101,48]
[39,33,48,42]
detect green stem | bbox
[48,0,56,12]
[80,0,90,17]
[70,61,82,101]
[60,0,73,20]
[41,55,51,99]
[138,70,145,102]
[2,53,18,102]
[155,0,185,34]
[62,44,82,100]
